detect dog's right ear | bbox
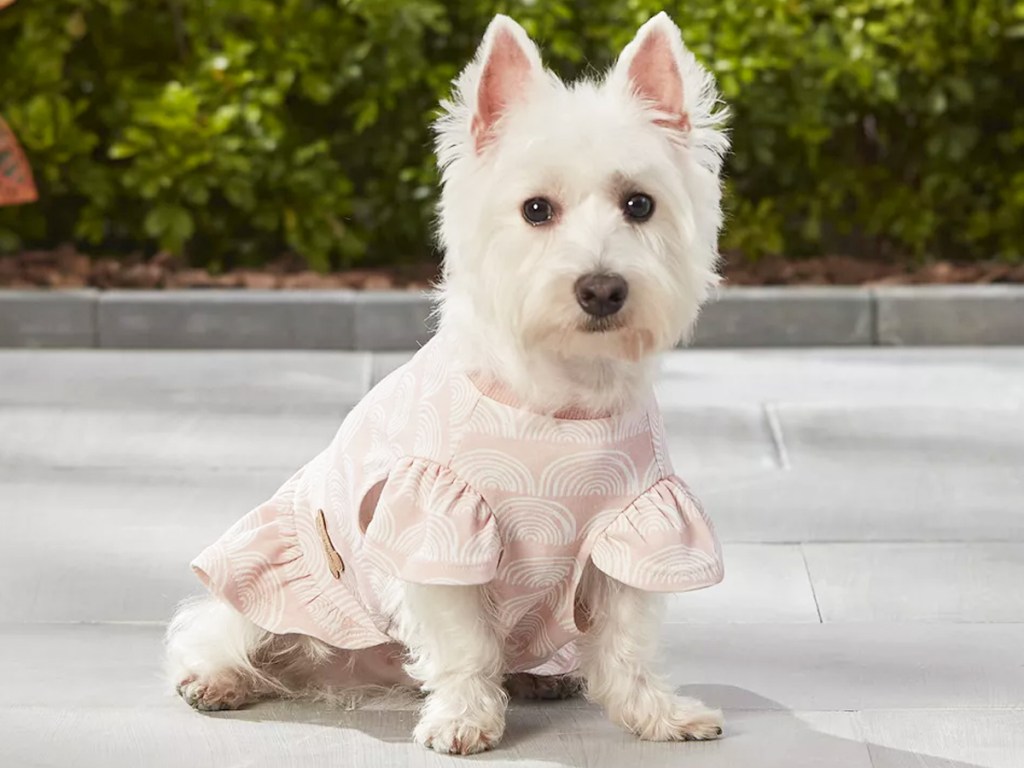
[469,15,544,153]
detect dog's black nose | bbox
[574,273,629,318]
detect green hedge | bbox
[1,0,1022,268]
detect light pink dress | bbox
[193,336,723,675]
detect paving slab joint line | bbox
[89,292,99,348]
[867,288,880,345]
[799,545,825,624]
[761,402,791,470]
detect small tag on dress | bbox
[315,508,345,578]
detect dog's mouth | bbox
[579,316,626,334]
[546,319,655,362]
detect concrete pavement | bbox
[1,347,1022,767]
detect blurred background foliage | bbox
[0,0,1021,270]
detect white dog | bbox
[166,12,729,756]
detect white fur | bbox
[166,11,728,754]
[387,583,508,754]
[577,563,724,740]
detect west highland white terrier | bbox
[166,12,729,755]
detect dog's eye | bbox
[623,193,655,222]
[522,197,554,226]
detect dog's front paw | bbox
[414,712,503,755]
[627,696,724,742]
[176,674,257,712]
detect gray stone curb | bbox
[875,285,1024,346]
[691,286,874,347]
[1,286,1022,349]
[0,290,98,348]
[95,291,358,350]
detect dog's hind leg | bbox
[504,673,584,700]
[165,596,332,711]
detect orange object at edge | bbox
[0,116,38,206]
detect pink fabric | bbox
[193,336,723,674]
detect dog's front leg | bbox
[577,563,724,741]
[395,582,507,755]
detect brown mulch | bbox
[0,246,438,291]
[1,245,1022,290]
[722,252,1024,286]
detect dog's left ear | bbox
[470,15,545,152]
[612,12,691,133]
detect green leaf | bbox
[107,143,137,160]
[144,204,194,252]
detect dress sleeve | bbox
[363,456,501,585]
[590,475,723,592]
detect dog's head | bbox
[435,13,728,365]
